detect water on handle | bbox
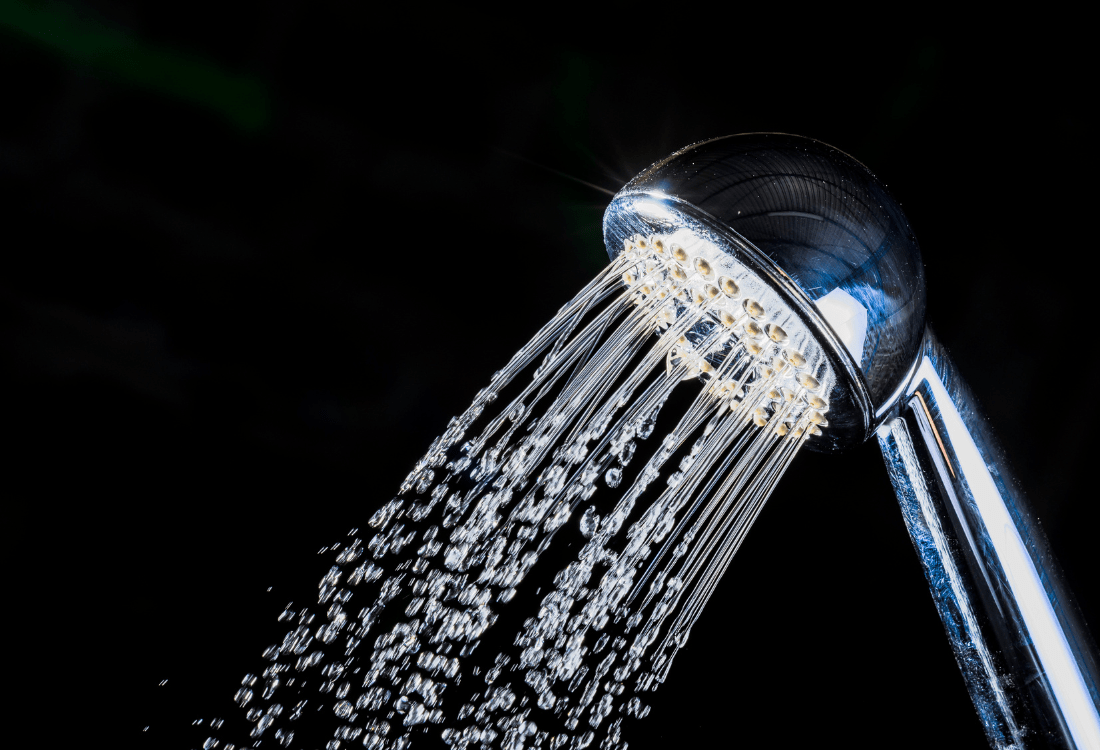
[202,233,833,750]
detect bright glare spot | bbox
[815,288,867,365]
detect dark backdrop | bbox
[2,6,1095,749]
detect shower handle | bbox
[879,327,1100,749]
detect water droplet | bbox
[604,467,622,488]
[578,507,599,538]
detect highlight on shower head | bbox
[601,133,1100,749]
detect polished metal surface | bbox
[880,330,1100,749]
[602,133,1100,749]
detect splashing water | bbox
[201,233,831,750]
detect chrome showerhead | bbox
[602,133,924,452]
[602,133,1099,750]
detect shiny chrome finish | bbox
[881,330,1100,749]
[603,133,1100,748]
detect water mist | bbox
[201,134,1100,750]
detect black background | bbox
[2,6,1095,749]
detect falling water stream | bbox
[200,233,831,750]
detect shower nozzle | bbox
[603,133,1099,749]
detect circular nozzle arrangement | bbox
[616,232,830,440]
[603,133,927,450]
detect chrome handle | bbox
[877,327,1100,749]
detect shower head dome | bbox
[603,133,927,451]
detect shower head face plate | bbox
[603,134,928,450]
[605,194,853,450]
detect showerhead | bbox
[602,133,925,452]
[603,133,1100,749]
